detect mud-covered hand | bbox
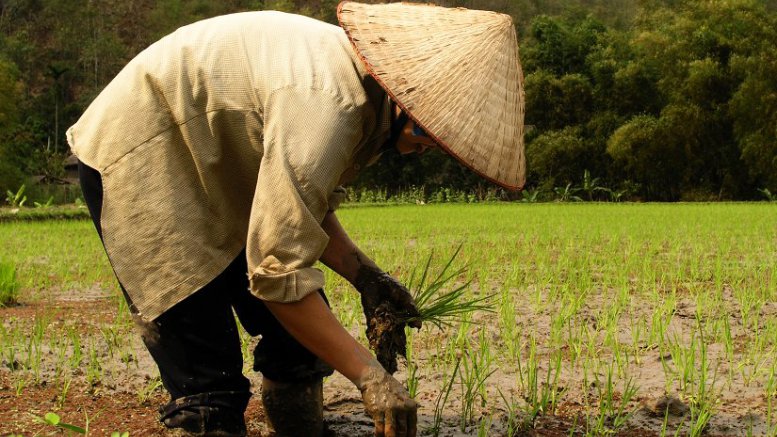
[354,264,421,329]
[357,364,418,437]
[353,264,421,374]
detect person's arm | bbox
[265,292,417,437]
[318,210,421,374]
[319,210,377,283]
[248,87,417,436]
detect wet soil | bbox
[1,281,774,436]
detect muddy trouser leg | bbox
[233,284,334,437]
[78,161,251,435]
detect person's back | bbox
[68,11,380,320]
[69,11,370,174]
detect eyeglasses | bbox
[412,122,429,138]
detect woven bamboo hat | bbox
[337,1,526,190]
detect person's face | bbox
[395,118,438,155]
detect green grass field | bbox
[1,203,776,435]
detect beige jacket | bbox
[67,11,390,320]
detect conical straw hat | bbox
[337,1,526,190]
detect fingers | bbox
[385,409,395,437]
[374,404,417,437]
[374,412,385,437]
[394,406,408,437]
[408,405,418,437]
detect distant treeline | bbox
[0,0,775,202]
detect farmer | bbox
[66,2,524,436]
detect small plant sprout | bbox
[34,412,86,434]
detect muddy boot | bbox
[261,377,325,437]
[161,405,247,437]
[158,392,249,437]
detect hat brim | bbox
[337,1,526,190]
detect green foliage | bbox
[0,204,90,222]
[607,115,684,199]
[0,261,20,306]
[553,183,583,202]
[525,71,594,130]
[34,411,86,434]
[0,58,22,129]
[0,0,774,200]
[758,188,776,201]
[5,184,27,207]
[526,127,591,189]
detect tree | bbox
[0,57,25,194]
[607,115,684,200]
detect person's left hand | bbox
[353,265,421,373]
[354,264,421,329]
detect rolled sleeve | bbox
[247,87,364,302]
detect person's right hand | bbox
[356,364,418,437]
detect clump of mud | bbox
[649,395,689,417]
[365,302,407,375]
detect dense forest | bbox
[0,0,775,202]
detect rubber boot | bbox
[261,377,324,437]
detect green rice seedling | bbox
[688,401,713,437]
[766,361,777,424]
[405,329,419,398]
[457,333,496,430]
[101,324,123,359]
[14,375,26,395]
[587,363,639,434]
[428,356,461,437]
[53,335,69,380]
[138,376,164,404]
[499,288,520,363]
[628,313,647,365]
[667,330,695,394]
[68,326,82,369]
[57,375,72,409]
[1,322,21,371]
[404,245,495,329]
[85,339,103,389]
[517,335,564,428]
[682,320,720,436]
[0,261,20,307]
[120,343,137,371]
[498,388,522,437]
[476,414,492,437]
[25,316,47,381]
[111,432,130,437]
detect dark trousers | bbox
[77,161,333,418]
